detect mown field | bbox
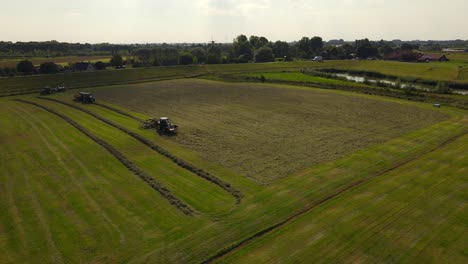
[0,63,467,263]
[86,79,448,182]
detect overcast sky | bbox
[1,0,467,43]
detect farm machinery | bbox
[74,92,96,104]
[142,117,178,135]
[40,84,66,95]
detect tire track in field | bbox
[14,99,194,216]
[39,97,243,203]
[13,105,127,244]
[2,150,27,252]
[12,148,64,263]
[201,129,467,263]
[1,108,27,250]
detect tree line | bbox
[1,36,466,77]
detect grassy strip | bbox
[39,97,243,203]
[94,102,144,122]
[14,99,194,215]
[202,129,467,263]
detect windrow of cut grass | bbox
[29,97,237,216]
[38,96,243,203]
[15,99,194,215]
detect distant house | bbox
[74,62,95,71]
[417,54,449,62]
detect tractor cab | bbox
[157,117,178,135]
[40,87,53,95]
[74,92,96,104]
[55,84,66,93]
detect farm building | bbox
[74,62,95,71]
[417,54,449,62]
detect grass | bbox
[240,72,368,86]
[87,79,448,182]
[0,71,467,263]
[220,133,468,263]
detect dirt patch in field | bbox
[94,79,448,183]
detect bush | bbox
[206,53,221,64]
[39,62,60,74]
[436,81,451,94]
[178,52,194,65]
[254,47,275,63]
[17,60,35,74]
[94,61,107,70]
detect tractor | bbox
[40,84,66,95]
[74,92,96,104]
[40,87,53,95]
[157,117,178,135]
[142,117,178,135]
[55,84,66,93]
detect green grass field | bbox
[0,62,467,263]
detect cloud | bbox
[197,0,272,16]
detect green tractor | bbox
[40,87,53,95]
[157,117,178,135]
[74,92,96,104]
[142,117,178,135]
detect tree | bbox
[309,36,323,56]
[436,81,451,94]
[178,52,194,65]
[298,37,310,56]
[16,60,35,74]
[110,54,124,68]
[258,37,269,47]
[272,41,290,58]
[249,36,260,49]
[233,34,253,61]
[94,61,107,70]
[191,47,206,64]
[133,49,152,65]
[254,47,275,63]
[39,62,59,74]
[205,53,221,64]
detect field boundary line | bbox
[38,97,243,203]
[201,129,467,263]
[14,99,194,216]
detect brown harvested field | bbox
[93,79,448,183]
